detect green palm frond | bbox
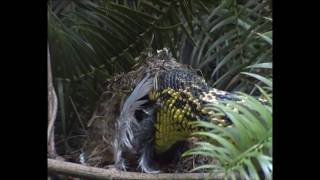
[49,0,272,92]
[242,61,272,96]
[183,57,272,179]
[177,0,272,92]
[183,90,272,179]
[48,0,215,80]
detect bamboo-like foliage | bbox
[183,69,272,179]
[184,90,272,179]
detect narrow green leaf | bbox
[153,23,182,30]
[180,0,194,33]
[241,72,272,87]
[212,65,240,87]
[139,1,165,15]
[180,24,197,47]
[246,62,272,69]
[211,44,245,77]
[109,2,158,23]
[193,131,239,156]
[255,85,272,105]
[209,16,236,33]
[256,31,272,45]
[199,29,237,68]
[57,79,66,138]
[198,0,210,14]
[190,164,221,172]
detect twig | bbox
[69,96,86,130]
[48,159,224,180]
[48,44,59,158]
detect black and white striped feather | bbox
[113,74,154,170]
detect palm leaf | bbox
[185,92,272,179]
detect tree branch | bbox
[48,44,59,159]
[48,159,224,180]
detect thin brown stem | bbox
[48,159,224,180]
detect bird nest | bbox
[82,69,214,173]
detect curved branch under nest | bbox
[48,159,224,180]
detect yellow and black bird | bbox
[112,48,240,173]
